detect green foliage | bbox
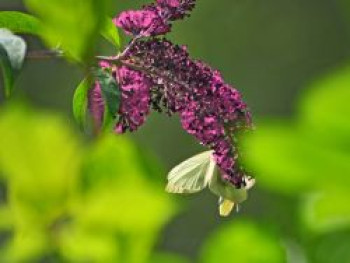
[0,45,14,98]
[0,29,26,98]
[302,190,350,233]
[24,0,113,62]
[201,221,285,263]
[0,11,40,35]
[95,67,121,120]
[0,105,176,262]
[149,253,190,263]
[72,78,91,129]
[299,65,350,152]
[243,65,350,237]
[102,17,121,48]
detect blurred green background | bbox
[0,0,350,262]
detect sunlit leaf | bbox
[60,229,119,262]
[201,221,285,263]
[0,45,14,98]
[73,134,176,263]
[0,12,41,35]
[299,65,350,151]
[302,190,350,233]
[24,0,112,61]
[0,29,26,97]
[0,29,26,69]
[0,105,81,229]
[3,229,48,263]
[101,17,120,49]
[77,134,175,232]
[149,253,190,263]
[242,123,316,194]
[73,78,91,129]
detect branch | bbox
[26,50,63,60]
[118,60,191,90]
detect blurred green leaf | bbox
[307,230,350,263]
[243,123,315,194]
[302,190,350,233]
[0,12,41,35]
[0,45,14,98]
[101,17,121,49]
[243,65,350,195]
[0,29,26,97]
[3,229,48,262]
[201,221,285,263]
[299,65,350,152]
[0,29,27,69]
[60,228,119,262]
[0,206,13,230]
[149,252,190,263]
[24,0,112,62]
[73,135,176,263]
[77,135,175,232]
[73,78,91,129]
[0,105,81,229]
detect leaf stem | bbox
[26,50,63,60]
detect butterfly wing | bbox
[166,150,214,194]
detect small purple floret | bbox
[115,66,152,133]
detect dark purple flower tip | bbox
[114,9,170,37]
[156,0,196,20]
[157,0,181,8]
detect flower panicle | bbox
[89,0,253,189]
[114,0,196,37]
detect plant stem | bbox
[26,50,63,60]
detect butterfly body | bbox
[166,151,255,217]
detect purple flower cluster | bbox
[89,63,152,133]
[90,0,252,188]
[115,66,152,133]
[114,0,195,37]
[121,38,251,186]
[88,81,105,129]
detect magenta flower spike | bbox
[89,0,253,189]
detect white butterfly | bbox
[166,150,255,217]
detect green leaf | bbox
[60,230,119,263]
[149,253,190,263]
[24,0,112,62]
[73,78,91,129]
[201,221,285,263]
[95,68,121,131]
[0,11,41,35]
[0,45,14,98]
[0,105,81,230]
[101,18,120,49]
[0,29,27,97]
[95,69,121,116]
[243,121,350,194]
[299,65,350,151]
[76,134,176,262]
[302,190,350,233]
[0,29,26,69]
